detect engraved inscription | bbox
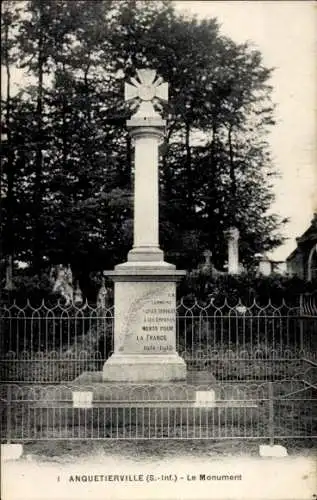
[115,282,177,354]
[137,290,176,352]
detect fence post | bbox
[268,381,274,446]
[299,294,304,352]
[6,384,12,444]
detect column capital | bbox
[127,122,166,141]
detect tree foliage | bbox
[1,0,286,294]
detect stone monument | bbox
[224,227,240,275]
[203,249,213,268]
[103,69,186,382]
[257,254,272,276]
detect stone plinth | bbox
[103,263,186,382]
[103,353,186,382]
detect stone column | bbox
[128,122,164,262]
[224,227,240,275]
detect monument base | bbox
[104,259,186,383]
[102,353,187,382]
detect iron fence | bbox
[0,297,316,383]
[0,379,316,442]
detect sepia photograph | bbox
[1,1,316,499]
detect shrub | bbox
[179,272,317,306]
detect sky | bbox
[175,1,317,260]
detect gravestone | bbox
[102,69,186,382]
[203,249,213,268]
[257,254,272,276]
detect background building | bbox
[286,213,317,281]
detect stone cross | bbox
[124,69,168,119]
[203,249,212,267]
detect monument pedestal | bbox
[103,262,186,382]
[103,353,186,382]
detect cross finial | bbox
[203,249,212,266]
[124,69,168,119]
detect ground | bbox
[2,440,317,500]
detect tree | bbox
[1,1,22,289]
[1,0,286,296]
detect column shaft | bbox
[228,239,239,274]
[133,135,159,249]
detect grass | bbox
[10,438,317,464]
[1,345,307,383]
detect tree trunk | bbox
[3,8,14,289]
[207,123,218,223]
[185,121,193,218]
[228,124,237,226]
[32,12,44,272]
[84,61,91,125]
